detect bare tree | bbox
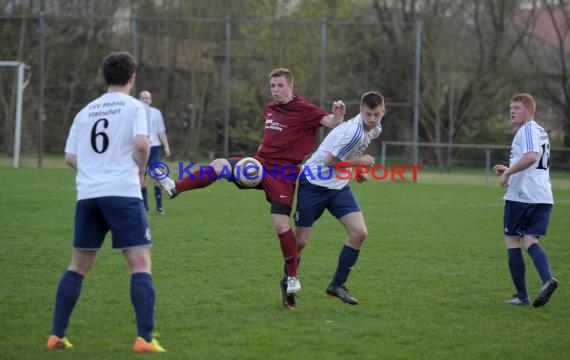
[372,0,536,170]
[519,0,570,148]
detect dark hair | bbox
[269,68,294,86]
[102,51,137,86]
[361,91,384,109]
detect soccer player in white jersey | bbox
[139,90,171,214]
[492,93,558,308]
[46,51,166,352]
[291,91,385,306]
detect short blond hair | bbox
[511,93,536,116]
[269,68,294,87]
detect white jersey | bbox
[303,114,382,189]
[504,120,553,204]
[65,91,148,200]
[148,107,166,147]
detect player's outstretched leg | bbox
[152,169,178,199]
[154,159,231,198]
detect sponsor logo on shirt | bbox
[264,119,288,132]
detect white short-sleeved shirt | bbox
[149,107,166,147]
[303,114,382,189]
[65,91,148,200]
[504,120,553,204]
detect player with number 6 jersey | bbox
[47,51,166,353]
[66,91,148,200]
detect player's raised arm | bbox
[320,100,346,128]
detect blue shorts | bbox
[148,146,161,167]
[294,179,360,228]
[74,197,152,250]
[503,200,552,237]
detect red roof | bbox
[515,7,570,53]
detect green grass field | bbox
[0,164,569,359]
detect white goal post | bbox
[0,61,27,168]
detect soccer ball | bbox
[233,157,264,188]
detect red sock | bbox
[175,167,217,192]
[278,229,298,277]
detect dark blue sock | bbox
[527,243,552,283]
[331,245,360,287]
[507,248,527,299]
[51,270,84,338]
[154,186,163,210]
[141,187,149,211]
[130,272,155,342]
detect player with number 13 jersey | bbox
[504,120,553,204]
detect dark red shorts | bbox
[228,156,299,207]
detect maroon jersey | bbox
[256,96,329,165]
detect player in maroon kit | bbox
[155,68,345,309]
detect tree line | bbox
[1,0,568,169]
